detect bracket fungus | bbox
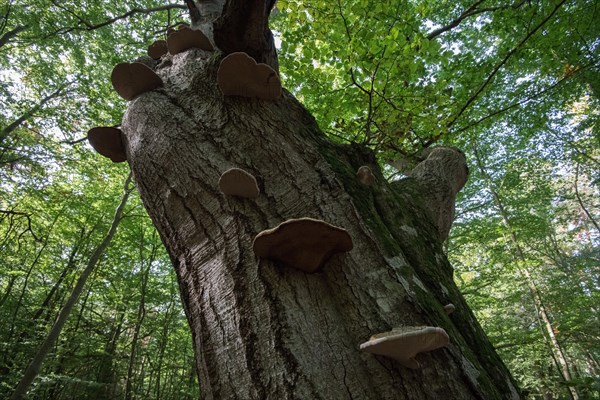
[87,127,127,163]
[167,26,213,54]
[217,52,282,100]
[218,168,260,198]
[147,40,168,59]
[111,62,163,101]
[356,165,376,186]
[360,326,449,369]
[253,218,353,273]
[443,304,456,315]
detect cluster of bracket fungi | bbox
[87,25,451,369]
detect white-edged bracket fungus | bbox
[356,165,376,186]
[360,326,449,369]
[444,304,456,315]
[148,40,168,59]
[218,168,260,198]
[167,26,213,54]
[217,52,282,100]
[111,62,163,101]
[253,218,353,273]
[87,127,127,163]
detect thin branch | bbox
[325,129,354,144]
[427,0,527,40]
[0,85,69,145]
[451,63,584,135]
[336,0,352,41]
[61,137,87,145]
[349,68,372,97]
[0,0,15,34]
[574,163,600,235]
[426,0,486,40]
[0,209,40,242]
[48,3,186,36]
[447,0,569,129]
[0,25,28,48]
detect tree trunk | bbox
[121,2,520,398]
[472,146,579,400]
[124,245,152,400]
[9,174,133,400]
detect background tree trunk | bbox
[121,1,521,398]
[10,174,133,400]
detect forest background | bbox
[0,0,598,399]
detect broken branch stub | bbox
[147,40,168,59]
[87,127,127,163]
[360,326,449,369]
[217,52,282,100]
[111,62,163,101]
[167,26,213,55]
[218,168,260,198]
[444,304,456,315]
[253,218,353,273]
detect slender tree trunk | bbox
[124,241,153,400]
[472,146,579,400]
[94,303,126,400]
[574,163,600,235]
[0,275,17,308]
[1,222,55,378]
[155,288,174,400]
[9,174,133,400]
[30,229,89,324]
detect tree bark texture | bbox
[120,2,521,399]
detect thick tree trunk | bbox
[121,2,520,399]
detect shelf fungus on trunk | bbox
[356,165,376,186]
[217,52,282,100]
[87,127,127,163]
[147,40,168,59]
[218,168,260,198]
[253,218,353,273]
[444,303,456,315]
[167,26,213,54]
[111,62,163,101]
[360,326,449,369]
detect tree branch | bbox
[575,163,600,235]
[0,25,28,48]
[447,0,569,129]
[48,3,186,36]
[0,209,40,242]
[61,136,88,145]
[426,0,486,40]
[0,85,69,146]
[450,63,585,135]
[427,0,527,40]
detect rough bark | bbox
[119,2,520,399]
